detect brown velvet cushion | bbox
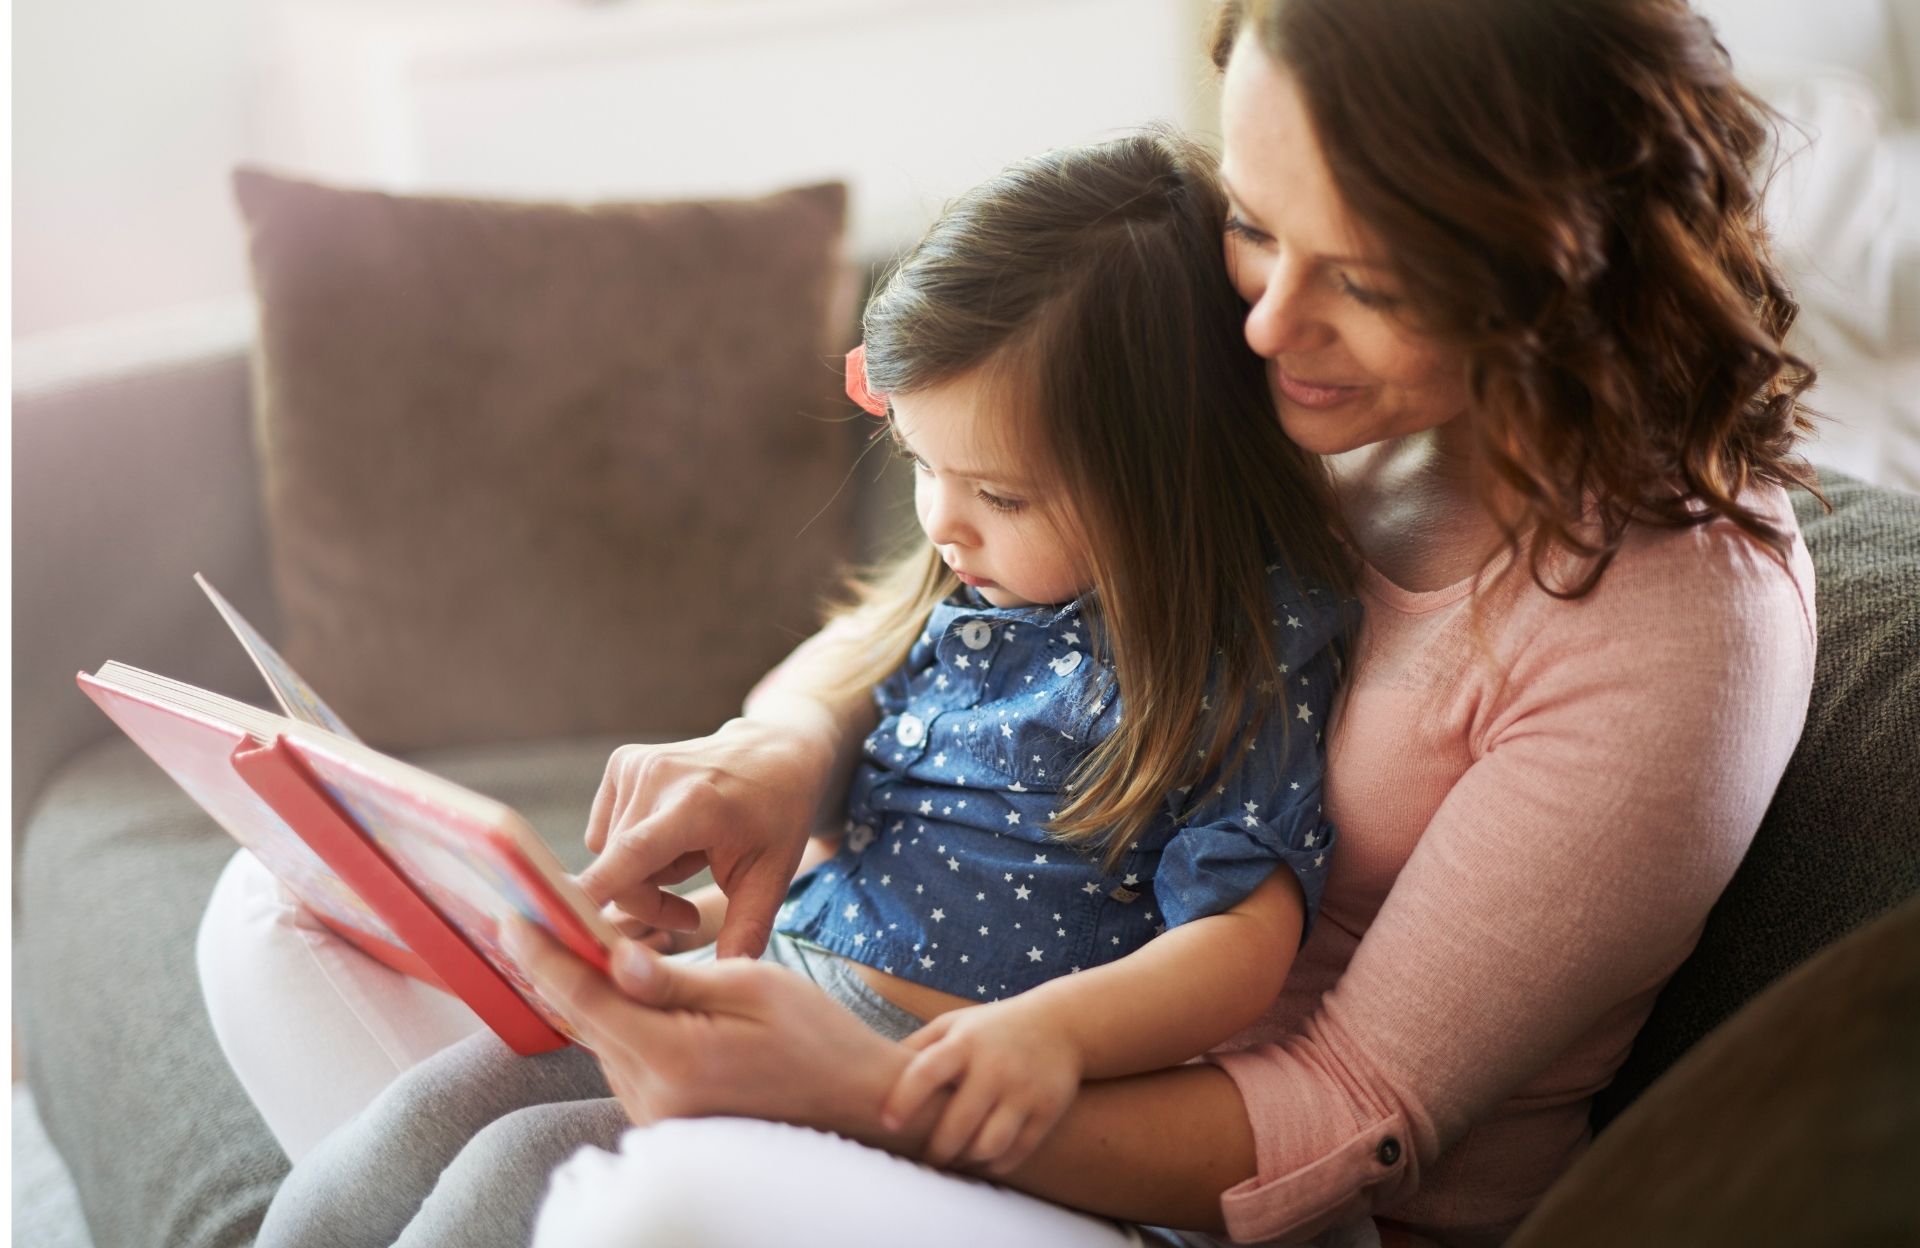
[235,169,859,751]
[1508,892,1920,1246]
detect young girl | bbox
[255,128,1355,1247]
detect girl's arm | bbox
[1035,869,1303,1076]
[878,871,1302,1171]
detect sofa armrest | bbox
[12,309,279,839]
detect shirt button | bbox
[1050,650,1083,676]
[1376,1137,1401,1167]
[959,621,993,650]
[896,714,926,747]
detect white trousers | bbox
[194,849,1170,1247]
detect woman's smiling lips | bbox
[1273,364,1370,410]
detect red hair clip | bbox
[845,344,888,418]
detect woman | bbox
[199,1,1818,1244]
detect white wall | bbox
[13,0,1226,344]
[13,0,269,338]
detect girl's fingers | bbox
[898,1018,950,1053]
[646,851,710,888]
[989,1114,1057,1176]
[880,1040,966,1129]
[923,1074,997,1168]
[576,810,699,912]
[965,1101,1029,1165]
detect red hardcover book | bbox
[78,579,619,1055]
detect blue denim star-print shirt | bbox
[777,572,1349,1003]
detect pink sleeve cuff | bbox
[1211,1046,1414,1244]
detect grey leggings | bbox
[254,934,923,1248]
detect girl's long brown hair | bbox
[1214,0,1820,597]
[824,129,1355,869]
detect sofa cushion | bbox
[1592,468,1920,1130]
[235,169,859,753]
[16,734,628,1248]
[1510,891,1920,1246]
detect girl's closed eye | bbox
[976,488,1024,514]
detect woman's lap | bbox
[533,1117,1149,1248]
[195,848,489,1160]
[195,848,1249,1247]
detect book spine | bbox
[230,737,569,1056]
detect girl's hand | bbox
[599,883,727,954]
[576,717,835,959]
[881,1000,1084,1175]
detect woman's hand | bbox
[575,716,837,959]
[882,999,1084,1175]
[502,918,912,1134]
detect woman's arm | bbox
[575,616,882,957]
[504,917,1258,1235]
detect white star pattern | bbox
[931,909,946,922]
[1082,882,1101,895]
[919,800,933,815]
[842,903,859,920]
[954,655,970,669]
[1014,885,1031,900]
[1027,947,1044,962]
[1006,812,1021,825]
[1032,852,1047,864]
[947,857,960,871]
[1296,702,1314,723]
[920,956,936,969]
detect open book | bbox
[78,576,620,1055]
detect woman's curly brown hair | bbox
[1214,0,1821,596]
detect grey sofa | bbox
[14,335,1919,1248]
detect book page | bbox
[196,573,363,742]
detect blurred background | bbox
[12,0,1919,491]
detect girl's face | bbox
[888,370,1091,609]
[1218,35,1471,455]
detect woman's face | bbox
[1218,35,1470,455]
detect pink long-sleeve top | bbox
[1208,485,1817,1246]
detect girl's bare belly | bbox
[847,960,978,1021]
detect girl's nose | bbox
[920,486,974,549]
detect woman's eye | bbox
[894,444,930,473]
[1336,271,1398,309]
[976,489,1024,514]
[1224,216,1268,244]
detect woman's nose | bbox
[1242,266,1326,360]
